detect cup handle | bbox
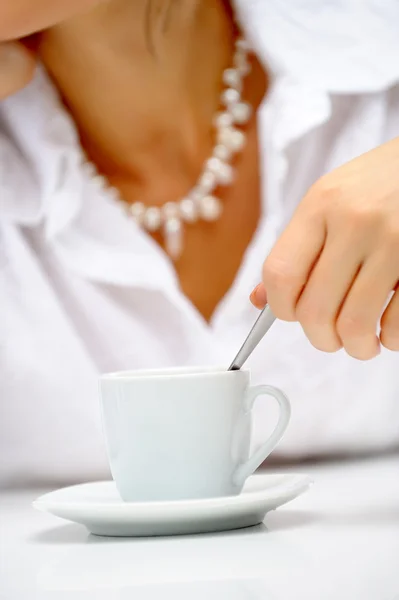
[233,385,291,487]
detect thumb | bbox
[249,283,267,309]
[0,41,36,100]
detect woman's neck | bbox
[39,0,236,203]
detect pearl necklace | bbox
[86,36,252,260]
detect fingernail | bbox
[250,283,267,308]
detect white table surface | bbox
[1,455,399,600]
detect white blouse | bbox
[1,0,399,486]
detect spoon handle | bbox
[228,305,276,371]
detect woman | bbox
[1,0,399,487]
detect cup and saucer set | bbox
[34,367,311,537]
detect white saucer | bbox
[33,473,312,537]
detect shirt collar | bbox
[235,0,399,93]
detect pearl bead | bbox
[206,157,222,173]
[163,202,178,219]
[179,198,197,223]
[234,53,251,76]
[230,101,252,125]
[199,195,223,222]
[92,174,107,189]
[222,68,242,90]
[198,171,217,195]
[107,187,121,202]
[130,201,145,224]
[143,206,162,231]
[236,38,251,52]
[190,187,203,203]
[229,129,246,151]
[221,88,240,106]
[164,217,183,260]
[206,158,234,186]
[218,127,246,152]
[83,162,96,177]
[213,111,233,129]
[216,163,234,186]
[217,127,230,146]
[213,144,232,161]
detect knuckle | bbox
[262,259,298,291]
[311,179,376,230]
[381,315,399,335]
[337,206,378,233]
[337,313,370,339]
[347,207,375,228]
[296,299,328,328]
[381,336,399,351]
[381,317,399,347]
[383,221,399,251]
[310,177,343,207]
[296,298,342,352]
[381,337,399,351]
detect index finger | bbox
[262,206,326,321]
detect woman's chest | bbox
[173,123,262,321]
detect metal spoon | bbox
[228,305,276,371]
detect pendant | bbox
[164,217,183,261]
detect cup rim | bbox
[100,365,249,382]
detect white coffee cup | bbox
[99,366,291,502]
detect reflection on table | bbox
[1,455,399,600]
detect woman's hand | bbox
[251,137,399,360]
[0,41,36,99]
